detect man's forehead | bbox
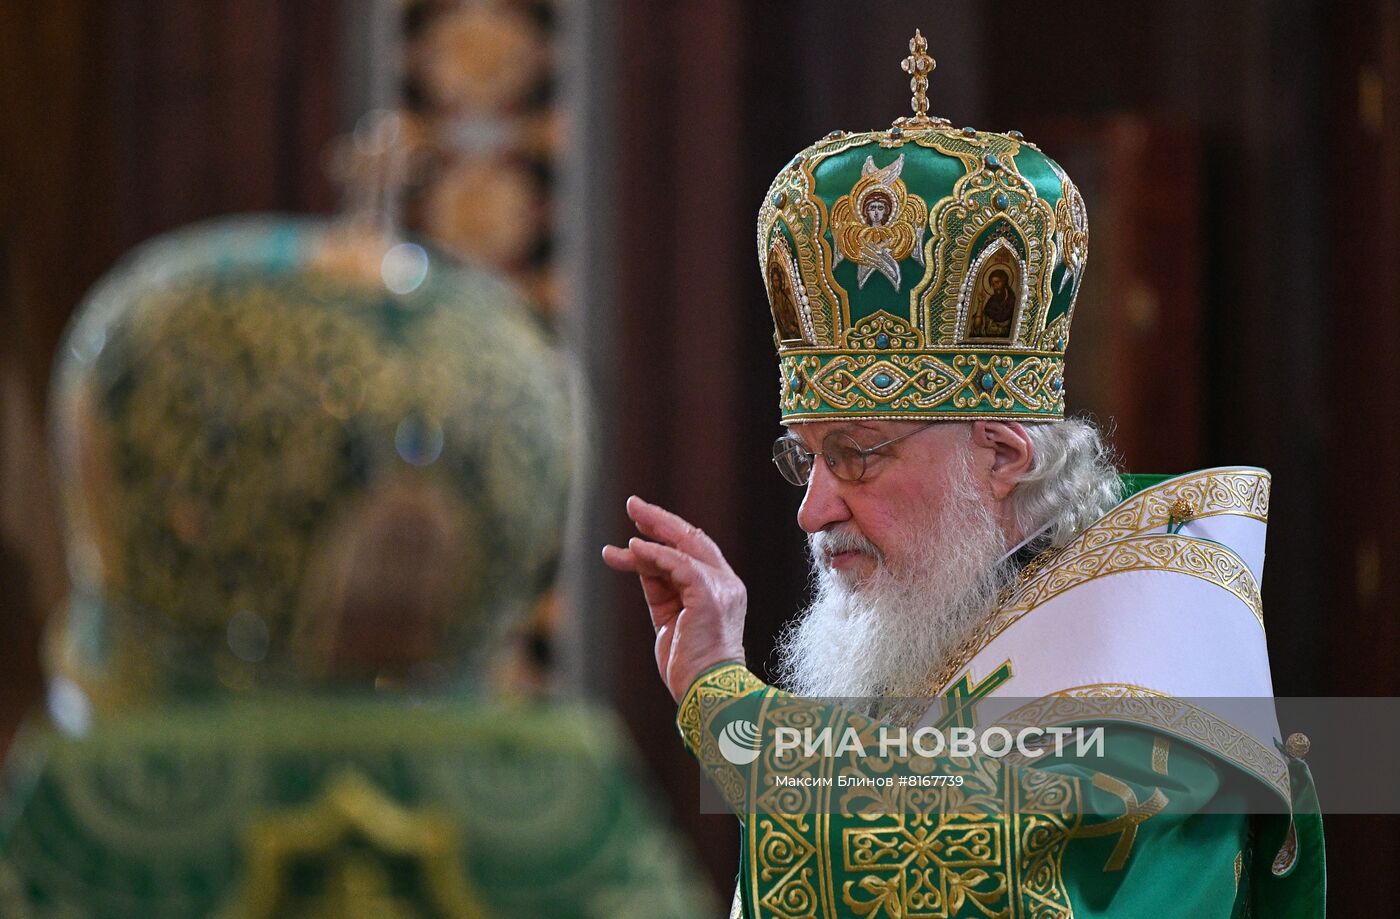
[784,419,931,445]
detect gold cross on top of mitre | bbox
[894,29,950,129]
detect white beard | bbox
[774,452,1014,701]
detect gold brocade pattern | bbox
[1047,158,1088,301]
[846,311,921,350]
[780,350,1065,418]
[3,700,723,917]
[748,697,1081,919]
[1013,535,1264,628]
[1150,736,1171,776]
[677,663,770,753]
[680,672,1080,918]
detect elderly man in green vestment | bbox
[605,30,1325,919]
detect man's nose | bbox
[796,457,852,534]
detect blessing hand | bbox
[601,496,748,703]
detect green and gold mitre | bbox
[760,30,1088,423]
[48,216,574,712]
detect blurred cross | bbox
[327,110,428,237]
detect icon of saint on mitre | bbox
[964,245,1022,342]
[830,153,929,290]
[766,236,812,345]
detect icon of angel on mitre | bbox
[830,153,929,289]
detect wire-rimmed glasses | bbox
[771,423,937,486]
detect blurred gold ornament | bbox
[420,4,541,113]
[425,157,540,269]
[231,770,488,919]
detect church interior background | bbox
[0,0,1396,912]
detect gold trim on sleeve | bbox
[676,663,767,757]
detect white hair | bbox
[1011,417,1122,550]
[773,416,1122,701]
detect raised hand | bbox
[601,496,747,702]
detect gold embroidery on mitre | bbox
[830,154,929,290]
[765,234,815,346]
[1048,156,1088,298]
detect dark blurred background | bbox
[2,0,1396,911]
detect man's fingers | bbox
[602,537,672,582]
[627,537,710,587]
[626,496,726,568]
[601,544,639,573]
[605,507,747,704]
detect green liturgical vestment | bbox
[678,470,1324,918]
[0,697,717,918]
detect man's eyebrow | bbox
[829,421,884,437]
[783,421,884,443]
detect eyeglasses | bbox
[771,423,938,486]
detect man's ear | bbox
[970,420,1035,500]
